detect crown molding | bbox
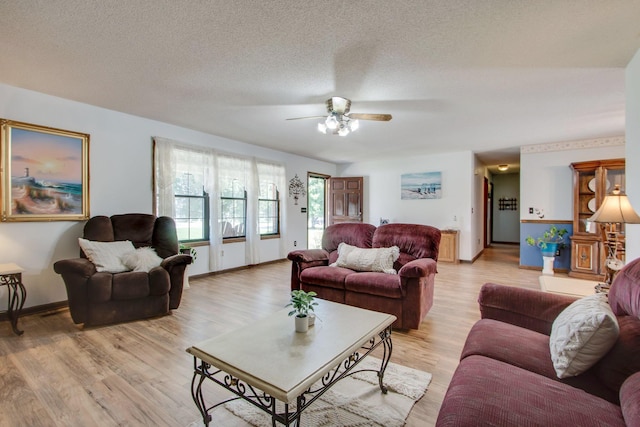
[520,136,625,154]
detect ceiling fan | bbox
[286,96,392,136]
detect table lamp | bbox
[587,184,640,288]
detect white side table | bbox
[0,263,26,335]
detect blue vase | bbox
[540,242,559,257]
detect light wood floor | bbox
[0,244,542,426]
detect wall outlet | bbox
[529,207,534,214]
[294,240,297,247]
[220,250,224,257]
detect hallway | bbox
[480,243,520,266]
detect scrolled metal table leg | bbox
[377,326,393,393]
[2,272,26,336]
[191,358,212,426]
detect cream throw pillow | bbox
[549,293,619,378]
[330,242,400,274]
[78,238,135,273]
[122,247,163,272]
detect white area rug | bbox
[539,275,599,297]
[187,357,432,426]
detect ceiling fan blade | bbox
[347,113,392,121]
[285,115,327,121]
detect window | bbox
[172,147,211,242]
[259,183,279,236]
[220,180,247,239]
[175,177,210,242]
[155,138,286,261]
[257,161,285,238]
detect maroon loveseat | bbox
[287,222,441,329]
[436,257,640,426]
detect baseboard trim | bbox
[189,258,288,279]
[519,265,569,274]
[0,300,68,322]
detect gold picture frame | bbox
[1,119,90,221]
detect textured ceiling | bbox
[1,1,639,166]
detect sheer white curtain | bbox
[153,137,176,217]
[217,153,258,265]
[257,161,287,259]
[153,137,219,271]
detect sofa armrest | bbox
[398,258,437,278]
[288,249,330,291]
[287,249,329,263]
[161,253,192,270]
[53,258,96,277]
[478,283,577,335]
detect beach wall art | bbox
[1,119,89,221]
[401,171,442,200]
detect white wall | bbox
[471,155,485,257]
[339,151,478,261]
[626,49,640,260]
[0,83,336,308]
[520,141,625,222]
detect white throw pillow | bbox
[330,242,400,274]
[549,293,619,378]
[122,247,164,272]
[78,238,135,273]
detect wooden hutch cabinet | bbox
[569,159,625,281]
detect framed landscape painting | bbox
[401,171,442,200]
[0,119,90,221]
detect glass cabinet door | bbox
[577,169,597,234]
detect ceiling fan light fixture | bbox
[325,115,339,130]
[288,97,390,136]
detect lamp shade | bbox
[588,186,640,224]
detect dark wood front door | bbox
[328,177,363,225]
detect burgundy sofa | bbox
[436,257,640,426]
[287,222,441,329]
[54,214,192,326]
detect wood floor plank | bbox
[0,244,541,426]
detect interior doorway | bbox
[490,172,520,244]
[307,173,329,249]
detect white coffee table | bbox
[186,300,396,426]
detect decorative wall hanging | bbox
[498,197,518,211]
[288,174,306,205]
[401,171,442,200]
[1,119,90,221]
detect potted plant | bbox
[525,225,569,275]
[525,225,568,256]
[286,290,318,333]
[179,244,197,260]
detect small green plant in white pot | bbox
[286,290,318,333]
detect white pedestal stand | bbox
[183,267,191,289]
[542,256,555,276]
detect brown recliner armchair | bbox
[54,213,192,326]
